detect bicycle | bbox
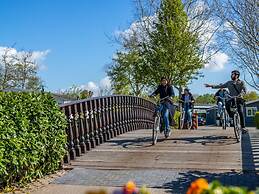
[152,96,172,145]
[226,94,242,143]
[179,100,193,130]
[216,96,229,130]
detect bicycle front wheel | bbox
[233,113,241,142]
[222,110,227,130]
[152,116,160,145]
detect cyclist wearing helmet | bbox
[149,77,175,134]
[205,70,247,133]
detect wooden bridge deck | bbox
[33,127,259,194]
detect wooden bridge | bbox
[32,96,258,194]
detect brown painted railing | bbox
[60,95,155,163]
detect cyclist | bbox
[180,88,195,129]
[205,70,247,133]
[149,77,175,135]
[214,88,229,118]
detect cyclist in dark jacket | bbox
[205,70,247,133]
[180,88,195,128]
[150,77,175,134]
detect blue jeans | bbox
[184,105,192,124]
[156,102,170,131]
[217,101,223,116]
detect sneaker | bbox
[242,128,248,134]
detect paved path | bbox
[32,127,259,194]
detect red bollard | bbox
[192,112,198,129]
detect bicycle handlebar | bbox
[159,96,174,104]
[179,99,193,103]
[225,94,242,99]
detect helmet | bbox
[231,70,240,77]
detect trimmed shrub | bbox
[255,112,259,129]
[0,92,67,188]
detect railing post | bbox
[105,97,112,139]
[129,97,134,131]
[109,97,115,138]
[96,98,104,144]
[82,101,91,151]
[70,105,81,157]
[121,96,126,133]
[118,96,123,134]
[114,96,120,135]
[92,99,100,145]
[111,96,119,136]
[77,103,87,154]
[101,98,107,142]
[87,100,96,148]
[125,96,130,132]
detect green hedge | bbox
[255,112,259,129]
[0,92,67,188]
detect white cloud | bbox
[0,46,50,70]
[80,77,112,96]
[100,76,111,89]
[115,15,157,44]
[205,52,229,71]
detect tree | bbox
[195,93,216,104]
[0,47,42,90]
[108,50,149,96]
[215,0,258,90]
[141,0,204,95]
[243,91,259,101]
[58,85,93,99]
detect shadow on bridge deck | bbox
[32,127,259,194]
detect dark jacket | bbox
[180,93,195,109]
[151,84,174,99]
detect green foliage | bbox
[195,93,216,104]
[243,91,259,102]
[173,110,181,129]
[108,50,149,96]
[0,92,67,189]
[108,0,204,96]
[255,112,259,129]
[202,180,255,194]
[142,0,204,88]
[0,48,43,91]
[59,85,93,99]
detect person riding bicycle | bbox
[214,88,229,119]
[180,88,195,129]
[205,70,247,133]
[149,77,175,134]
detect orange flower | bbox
[123,181,137,194]
[186,178,209,194]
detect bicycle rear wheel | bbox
[222,110,227,130]
[233,113,241,142]
[152,116,160,145]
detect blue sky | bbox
[0,0,255,95]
